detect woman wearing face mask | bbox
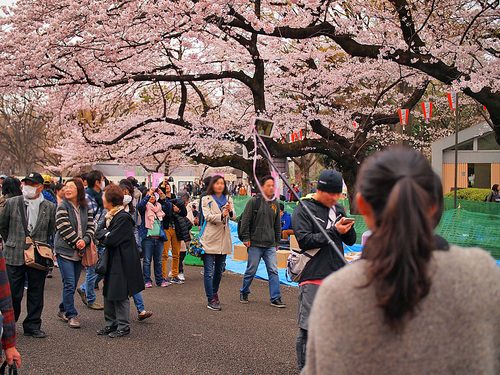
[94,185,144,338]
[302,147,500,374]
[54,178,94,329]
[119,181,152,321]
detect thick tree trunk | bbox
[341,167,358,215]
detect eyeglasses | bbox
[65,186,77,190]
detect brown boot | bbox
[68,317,81,329]
[57,311,68,322]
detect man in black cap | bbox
[0,172,56,338]
[291,169,356,371]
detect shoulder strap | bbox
[18,198,29,237]
[199,202,211,236]
[254,195,262,212]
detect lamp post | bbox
[447,92,459,209]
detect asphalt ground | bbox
[14,264,300,375]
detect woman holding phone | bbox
[200,176,236,311]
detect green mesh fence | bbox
[435,209,500,260]
[230,196,500,260]
[231,196,368,243]
[231,195,251,217]
[232,195,298,216]
[443,198,500,215]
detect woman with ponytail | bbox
[302,147,500,374]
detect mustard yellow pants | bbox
[162,228,181,278]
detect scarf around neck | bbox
[86,187,103,211]
[212,194,228,212]
[105,205,124,228]
[24,193,45,233]
[145,201,165,230]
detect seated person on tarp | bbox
[486,184,500,202]
[280,202,294,240]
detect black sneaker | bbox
[97,326,117,335]
[270,297,286,308]
[239,292,249,304]
[207,299,221,311]
[214,293,219,303]
[24,329,46,338]
[170,277,184,284]
[109,329,130,338]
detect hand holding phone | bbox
[335,217,355,234]
[341,217,355,224]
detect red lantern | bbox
[398,109,409,131]
[421,102,433,124]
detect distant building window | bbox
[478,133,500,151]
[456,140,474,151]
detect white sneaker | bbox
[168,271,172,278]
[178,273,185,281]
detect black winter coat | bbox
[291,198,356,282]
[161,198,190,242]
[96,210,144,301]
[174,214,192,243]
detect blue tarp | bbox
[226,221,362,287]
[225,221,500,286]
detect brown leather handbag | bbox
[81,239,98,267]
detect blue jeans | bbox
[134,226,141,250]
[203,254,226,302]
[142,237,164,285]
[79,245,104,305]
[57,255,83,319]
[132,293,145,313]
[240,246,281,301]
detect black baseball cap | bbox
[22,172,44,185]
[316,170,343,193]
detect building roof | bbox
[431,122,494,152]
[431,121,500,178]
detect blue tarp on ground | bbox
[226,221,362,287]
[225,221,500,286]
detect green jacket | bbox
[239,195,281,248]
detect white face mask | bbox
[22,185,39,199]
[101,181,106,190]
[123,195,133,205]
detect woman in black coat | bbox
[95,185,144,338]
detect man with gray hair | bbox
[0,172,56,338]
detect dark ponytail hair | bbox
[357,147,435,331]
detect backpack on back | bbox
[237,196,261,242]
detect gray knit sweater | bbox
[303,246,500,374]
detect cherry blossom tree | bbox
[0,0,496,204]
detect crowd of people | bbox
[0,146,498,373]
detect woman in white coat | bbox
[200,176,236,311]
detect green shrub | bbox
[444,188,491,202]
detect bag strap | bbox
[0,360,18,375]
[17,198,30,238]
[199,202,211,236]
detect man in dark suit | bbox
[0,172,56,338]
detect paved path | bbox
[15,265,299,374]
